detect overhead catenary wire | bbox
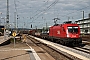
[15,0,90,21]
[31,0,90,21]
[31,0,59,23]
[60,5,90,18]
[15,0,59,23]
[16,0,49,19]
[13,0,90,28]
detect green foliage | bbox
[42,27,49,32]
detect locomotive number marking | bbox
[57,31,60,34]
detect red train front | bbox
[49,21,82,46]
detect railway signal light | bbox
[31,24,32,28]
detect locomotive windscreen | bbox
[68,26,78,33]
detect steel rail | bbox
[29,35,90,60]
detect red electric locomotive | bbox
[49,21,82,46]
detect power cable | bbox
[15,0,59,23]
[57,0,90,18]
[14,0,17,13]
[13,0,90,27]
[31,0,59,23]
[16,0,49,19]
[60,5,90,18]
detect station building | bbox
[75,13,90,34]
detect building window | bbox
[88,29,90,33]
[85,29,88,33]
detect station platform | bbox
[0,38,55,60]
[0,36,11,45]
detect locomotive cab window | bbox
[68,26,78,33]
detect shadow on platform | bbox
[0,39,11,46]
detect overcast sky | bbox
[0,0,90,29]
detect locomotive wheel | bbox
[59,40,64,45]
[51,38,54,42]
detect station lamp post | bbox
[0,12,2,25]
[1,17,6,40]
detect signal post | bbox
[12,31,16,48]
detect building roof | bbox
[75,18,90,22]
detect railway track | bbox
[81,35,90,46]
[27,35,90,60]
[0,35,55,60]
[27,35,74,60]
[54,42,90,60]
[73,46,90,54]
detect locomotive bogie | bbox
[60,38,82,46]
[48,36,82,46]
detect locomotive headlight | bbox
[67,34,69,37]
[66,30,69,37]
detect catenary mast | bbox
[6,0,9,30]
